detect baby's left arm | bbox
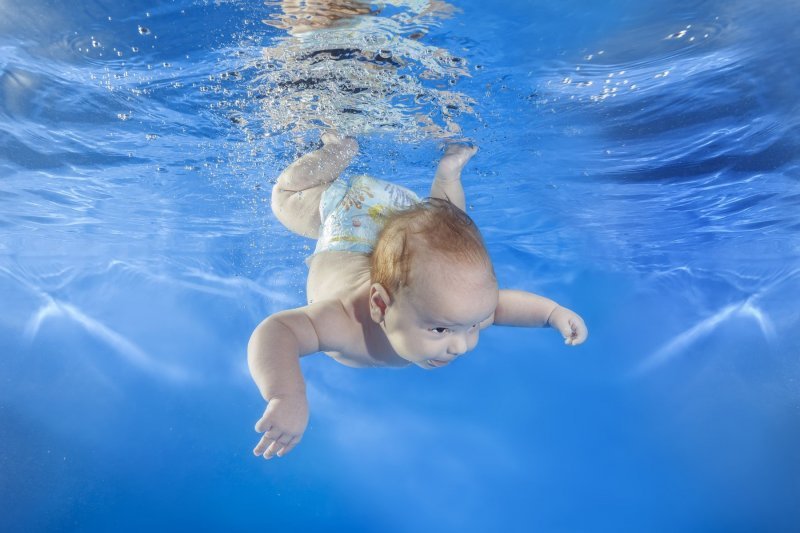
[491,289,588,346]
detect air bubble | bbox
[138,25,151,35]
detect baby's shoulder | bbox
[303,297,364,353]
[308,293,394,368]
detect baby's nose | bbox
[448,334,468,356]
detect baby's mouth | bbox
[427,359,450,368]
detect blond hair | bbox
[370,198,493,295]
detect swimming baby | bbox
[248,133,588,459]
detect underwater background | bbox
[1,0,798,530]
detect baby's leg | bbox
[429,144,477,212]
[271,133,358,238]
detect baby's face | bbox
[379,258,498,369]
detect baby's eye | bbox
[430,327,450,334]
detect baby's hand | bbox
[547,306,589,346]
[253,394,309,459]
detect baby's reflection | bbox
[264,0,459,36]
[264,0,375,36]
[256,0,472,139]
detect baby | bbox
[248,133,588,459]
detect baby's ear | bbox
[369,283,391,323]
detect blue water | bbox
[2,0,799,531]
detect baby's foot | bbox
[437,143,478,177]
[321,131,345,145]
[321,131,358,159]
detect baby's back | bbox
[306,250,371,305]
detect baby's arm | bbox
[247,299,352,459]
[492,289,588,345]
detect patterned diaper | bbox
[312,174,421,256]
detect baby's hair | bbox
[370,197,494,296]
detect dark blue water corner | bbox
[1,0,799,531]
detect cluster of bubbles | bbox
[74,12,154,59]
[68,1,478,147]
[243,0,477,142]
[544,19,724,104]
[67,6,223,149]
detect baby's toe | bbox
[321,131,341,144]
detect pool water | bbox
[1,0,799,531]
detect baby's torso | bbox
[304,174,420,368]
[306,250,407,368]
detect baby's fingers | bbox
[556,322,574,343]
[277,436,301,458]
[264,436,294,459]
[253,432,276,456]
[253,429,301,459]
[567,318,589,345]
[253,425,283,456]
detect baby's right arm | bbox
[247,299,352,459]
[493,289,588,346]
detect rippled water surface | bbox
[2,0,799,531]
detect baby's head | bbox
[368,198,498,369]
